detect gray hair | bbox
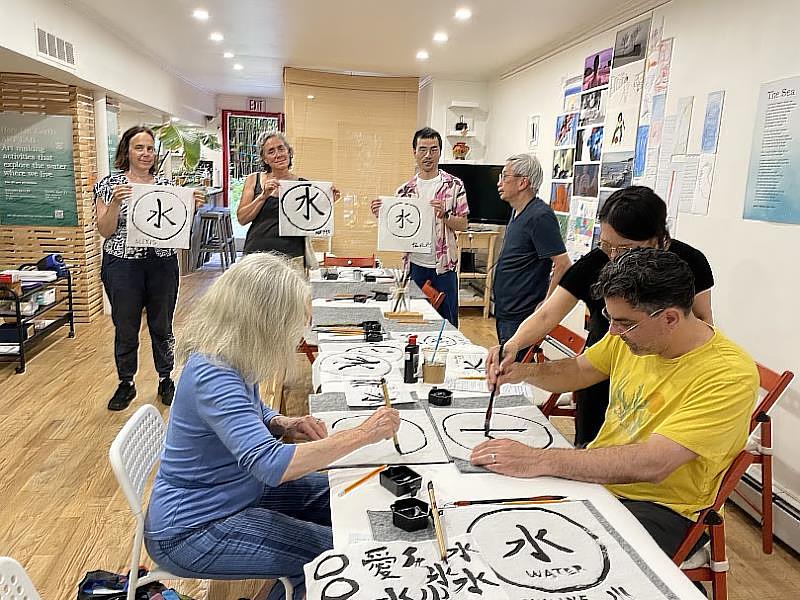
[505,153,543,196]
[174,252,310,384]
[257,130,294,172]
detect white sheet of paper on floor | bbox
[430,404,571,462]
[126,184,194,249]
[377,195,433,252]
[305,535,509,600]
[314,409,449,467]
[278,180,334,237]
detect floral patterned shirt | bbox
[93,173,175,259]
[396,169,469,274]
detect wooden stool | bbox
[197,210,236,270]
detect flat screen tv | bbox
[440,163,510,225]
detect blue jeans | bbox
[145,473,332,600]
[495,318,533,363]
[409,264,459,326]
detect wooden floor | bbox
[2,266,799,600]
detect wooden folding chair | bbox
[298,339,318,364]
[322,253,376,267]
[733,363,794,553]
[421,279,445,310]
[673,450,756,600]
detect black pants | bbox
[573,378,610,447]
[101,253,179,382]
[495,318,533,363]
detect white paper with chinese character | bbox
[278,180,334,237]
[125,184,194,249]
[377,196,433,252]
[314,409,450,467]
[429,404,571,462]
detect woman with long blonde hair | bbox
[143,253,399,599]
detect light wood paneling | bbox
[0,73,103,323]
[284,68,418,268]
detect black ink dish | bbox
[381,466,423,497]
[428,387,453,407]
[390,497,430,532]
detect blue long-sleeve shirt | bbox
[144,353,296,540]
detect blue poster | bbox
[743,77,800,224]
[701,91,725,154]
[634,125,649,177]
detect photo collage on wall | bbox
[550,18,652,261]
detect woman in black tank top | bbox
[236,131,340,257]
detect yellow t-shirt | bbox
[584,328,758,520]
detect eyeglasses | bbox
[265,144,288,157]
[602,306,664,336]
[498,172,526,182]
[597,240,636,256]
[415,146,441,156]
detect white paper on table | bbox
[323,380,415,408]
[125,184,194,249]
[377,196,433,252]
[314,409,450,467]
[444,376,529,397]
[277,180,333,237]
[430,404,571,462]
[314,350,404,385]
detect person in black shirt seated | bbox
[487,186,714,446]
[236,131,340,265]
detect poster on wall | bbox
[613,18,651,68]
[550,182,572,212]
[554,112,579,147]
[574,163,600,197]
[278,180,334,237]
[563,75,583,112]
[673,96,694,155]
[527,114,541,148]
[603,61,645,153]
[600,152,634,188]
[639,15,664,126]
[125,184,195,249]
[579,89,606,127]
[576,127,603,162]
[0,113,78,226]
[552,148,575,181]
[743,76,800,224]
[583,48,613,91]
[701,91,726,154]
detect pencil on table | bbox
[338,465,387,497]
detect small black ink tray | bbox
[428,387,453,407]
[364,331,384,342]
[362,320,382,332]
[381,466,423,497]
[390,497,430,532]
[364,274,377,282]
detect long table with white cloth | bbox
[305,267,704,600]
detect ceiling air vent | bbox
[35,25,76,68]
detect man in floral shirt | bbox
[371,127,469,325]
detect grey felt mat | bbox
[312,306,384,326]
[309,391,423,413]
[368,509,435,542]
[311,281,426,300]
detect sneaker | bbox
[108,381,136,411]
[158,377,175,406]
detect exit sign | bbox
[248,97,266,112]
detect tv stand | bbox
[456,229,499,319]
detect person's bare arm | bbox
[237,173,274,225]
[692,289,713,325]
[487,286,579,388]
[96,184,131,238]
[544,253,571,299]
[471,433,697,483]
[279,406,400,483]
[497,353,606,394]
[444,214,468,231]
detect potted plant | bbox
[151,121,220,176]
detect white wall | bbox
[486,0,800,515]
[422,79,490,163]
[0,0,215,122]
[216,94,284,114]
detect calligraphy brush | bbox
[430,319,447,365]
[444,495,567,508]
[380,377,401,454]
[427,481,448,563]
[483,342,504,437]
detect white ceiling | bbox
[71,0,667,99]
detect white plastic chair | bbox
[109,404,293,600]
[0,557,41,600]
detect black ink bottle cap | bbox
[381,466,422,497]
[390,497,430,532]
[428,387,453,407]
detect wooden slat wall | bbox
[284,68,418,267]
[0,73,102,322]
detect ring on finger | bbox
[490,453,496,464]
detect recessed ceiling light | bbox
[416,50,429,61]
[233,63,243,70]
[455,7,472,21]
[223,51,234,59]
[307,95,315,100]
[192,9,209,21]
[433,31,448,43]
[209,32,224,42]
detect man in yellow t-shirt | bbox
[473,248,758,557]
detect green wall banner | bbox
[0,113,78,226]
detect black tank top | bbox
[242,173,306,257]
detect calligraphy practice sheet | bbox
[430,405,571,462]
[278,180,334,236]
[314,410,449,467]
[126,184,194,249]
[377,196,433,252]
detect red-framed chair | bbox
[322,253,376,267]
[526,324,586,417]
[734,363,794,554]
[673,450,756,600]
[421,279,445,310]
[298,339,318,364]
